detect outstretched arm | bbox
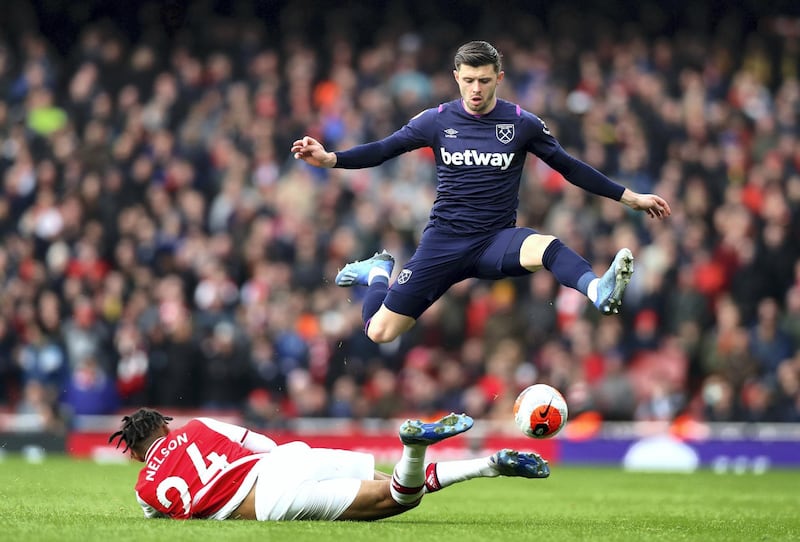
[291,136,337,168]
[292,112,431,170]
[544,147,671,220]
[196,417,277,452]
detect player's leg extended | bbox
[337,413,474,520]
[424,449,550,494]
[250,446,388,521]
[391,413,473,505]
[592,247,634,314]
[365,305,416,344]
[335,250,395,330]
[334,250,415,343]
[483,228,592,288]
[336,479,411,520]
[519,233,634,315]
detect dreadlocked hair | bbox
[108,408,173,453]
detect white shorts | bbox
[253,441,375,521]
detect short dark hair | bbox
[454,41,502,73]
[108,408,173,454]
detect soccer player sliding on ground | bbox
[110,409,549,521]
[292,40,671,344]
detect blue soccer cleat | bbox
[594,248,634,315]
[490,449,550,478]
[335,250,395,287]
[399,413,474,445]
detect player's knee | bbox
[365,310,414,343]
[520,233,556,269]
[365,315,405,343]
[365,322,399,344]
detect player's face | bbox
[454,64,504,114]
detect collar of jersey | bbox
[144,436,167,462]
[460,99,497,118]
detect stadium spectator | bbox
[749,297,794,377]
[63,355,119,416]
[15,321,68,404]
[0,0,797,427]
[773,356,800,422]
[61,294,111,371]
[145,318,202,407]
[198,321,251,411]
[109,408,548,521]
[114,321,149,407]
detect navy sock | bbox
[541,239,595,295]
[362,277,388,327]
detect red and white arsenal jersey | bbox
[134,418,266,519]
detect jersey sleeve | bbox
[334,108,435,169]
[195,417,277,452]
[524,112,625,201]
[545,148,625,200]
[522,112,561,159]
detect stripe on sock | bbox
[424,463,441,492]
[392,475,424,495]
[391,475,425,506]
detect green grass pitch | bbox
[1,456,798,542]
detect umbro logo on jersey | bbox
[444,128,458,138]
[397,269,412,284]
[439,147,515,170]
[496,124,515,143]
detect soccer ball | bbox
[513,384,568,439]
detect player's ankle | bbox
[368,267,390,285]
[587,278,599,302]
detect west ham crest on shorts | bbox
[397,269,413,284]
[496,124,515,144]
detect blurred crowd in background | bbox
[0,0,799,434]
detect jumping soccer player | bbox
[291,40,671,344]
[110,408,549,521]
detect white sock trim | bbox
[587,278,599,302]
[367,267,390,285]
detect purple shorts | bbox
[384,226,537,319]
